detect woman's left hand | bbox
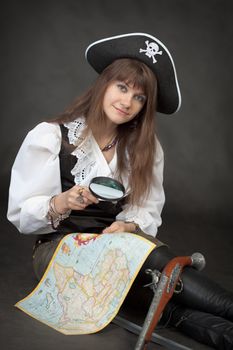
[102,221,136,234]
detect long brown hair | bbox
[50,58,158,205]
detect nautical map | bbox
[16,233,155,335]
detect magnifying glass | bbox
[89,176,125,201]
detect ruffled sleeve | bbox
[7,122,62,234]
[116,139,165,237]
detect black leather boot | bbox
[175,266,233,322]
[142,246,233,322]
[161,301,233,350]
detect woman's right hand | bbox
[53,185,99,214]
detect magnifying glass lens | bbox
[89,177,125,201]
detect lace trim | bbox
[64,117,86,146]
[63,117,96,185]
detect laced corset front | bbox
[58,117,125,234]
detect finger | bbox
[74,186,99,204]
[69,194,87,210]
[73,200,87,210]
[102,226,113,234]
[82,189,99,204]
[76,194,85,205]
[102,223,120,234]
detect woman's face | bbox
[102,81,146,126]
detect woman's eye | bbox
[117,84,127,92]
[135,95,146,103]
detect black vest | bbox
[57,125,124,234]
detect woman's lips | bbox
[113,106,129,116]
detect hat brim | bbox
[85,32,181,115]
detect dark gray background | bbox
[1,0,233,225]
[1,2,233,349]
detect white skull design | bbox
[139,40,163,63]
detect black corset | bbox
[57,124,124,234]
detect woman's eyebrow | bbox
[124,81,145,95]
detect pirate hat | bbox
[85,32,181,115]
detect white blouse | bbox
[7,118,165,237]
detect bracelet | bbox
[47,195,71,229]
[125,221,141,234]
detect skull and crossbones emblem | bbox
[139,40,163,63]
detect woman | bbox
[7,33,233,349]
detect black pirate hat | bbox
[85,32,181,115]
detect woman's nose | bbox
[121,94,132,108]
